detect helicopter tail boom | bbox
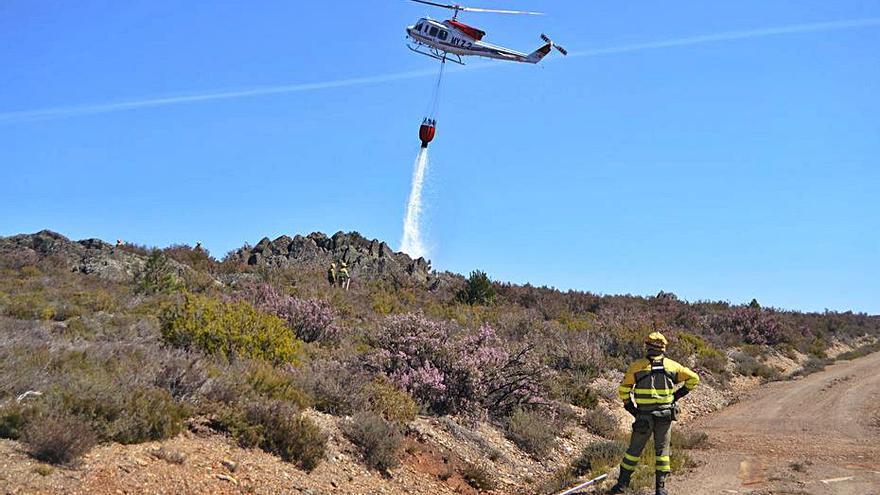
[523,42,553,63]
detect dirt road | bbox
[670,351,880,495]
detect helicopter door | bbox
[428,26,439,38]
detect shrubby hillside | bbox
[1,230,877,493]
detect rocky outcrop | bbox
[1,230,454,290]
[229,232,438,287]
[1,230,159,283]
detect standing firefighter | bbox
[338,262,351,291]
[328,262,337,287]
[609,332,699,495]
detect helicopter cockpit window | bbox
[429,26,439,37]
[438,30,448,41]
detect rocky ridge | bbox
[228,231,450,288]
[0,230,453,289]
[0,230,156,283]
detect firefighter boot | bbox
[655,471,669,495]
[608,469,632,494]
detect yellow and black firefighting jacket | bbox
[618,356,699,412]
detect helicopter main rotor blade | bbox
[461,6,545,15]
[408,0,545,15]
[409,0,460,10]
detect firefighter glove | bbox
[673,387,690,402]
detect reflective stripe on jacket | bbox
[618,357,699,411]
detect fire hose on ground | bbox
[554,473,609,495]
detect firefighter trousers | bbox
[619,413,672,474]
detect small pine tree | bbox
[135,250,182,295]
[749,298,761,309]
[457,270,496,305]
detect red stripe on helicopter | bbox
[445,19,486,41]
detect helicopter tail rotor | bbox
[541,33,568,56]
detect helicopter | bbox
[406,0,567,65]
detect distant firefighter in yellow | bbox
[338,262,351,290]
[609,332,699,495]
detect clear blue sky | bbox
[1,1,878,313]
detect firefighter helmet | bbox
[645,331,668,351]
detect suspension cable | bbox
[424,56,447,120]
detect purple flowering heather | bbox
[235,283,339,343]
[372,314,546,417]
[705,307,788,346]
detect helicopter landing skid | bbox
[407,43,464,65]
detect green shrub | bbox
[32,465,54,476]
[571,437,696,491]
[4,293,54,320]
[160,293,302,365]
[582,408,619,438]
[247,362,311,408]
[457,270,496,306]
[675,332,707,355]
[732,352,780,380]
[795,357,830,377]
[571,439,626,477]
[135,250,183,295]
[139,253,179,293]
[837,342,880,360]
[154,353,210,401]
[740,344,762,357]
[462,462,497,491]
[343,411,402,472]
[567,384,599,409]
[70,290,116,314]
[505,409,557,459]
[110,388,187,444]
[806,337,828,358]
[0,402,41,440]
[219,400,327,471]
[163,244,216,274]
[292,360,367,416]
[363,377,418,425]
[22,413,98,465]
[552,373,599,409]
[696,347,728,374]
[61,317,92,338]
[370,287,405,315]
[676,332,728,374]
[55,384,186,444]
[539,467,578,495]
[214,406,263,448]
[258,408,326,471]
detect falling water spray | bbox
[400,147,429,259]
